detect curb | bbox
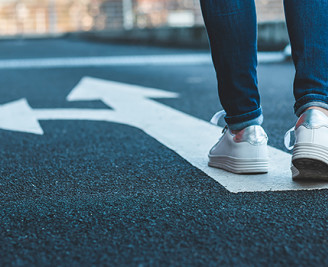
[72,21,289,51]
[0,33,65,41]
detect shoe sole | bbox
[292,143,328,181]
[208,156,269,174]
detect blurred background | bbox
[0,0,284,37]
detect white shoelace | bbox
[284,126,295,150]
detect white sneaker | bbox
[208,112,269,174]
[285,109,328,180]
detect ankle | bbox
[305,106,328,117]
[231,129,242,134]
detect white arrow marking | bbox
[0,99,44,135]
[66,77,328,193]
[1,77,327,193]
[0,98,121,135]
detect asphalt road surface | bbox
[1,38,328,266]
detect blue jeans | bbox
[200,0,328,130]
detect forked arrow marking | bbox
[1,76,328,193]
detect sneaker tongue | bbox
[284,127,295,150]
[210,110,226,126]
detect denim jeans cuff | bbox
[225,107,263,130]
[295,94,328,116]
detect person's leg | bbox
[200,0,262,130]
[284,0,328,180]
[200,0,268,174]
[284,0,328,115]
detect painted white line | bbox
[0,52,286,70]
[257,52,286,63]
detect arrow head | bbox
[0,98,44,135]
[67,76,179,102]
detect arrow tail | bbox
[34,109,123,123]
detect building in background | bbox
[0,0,284,37]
